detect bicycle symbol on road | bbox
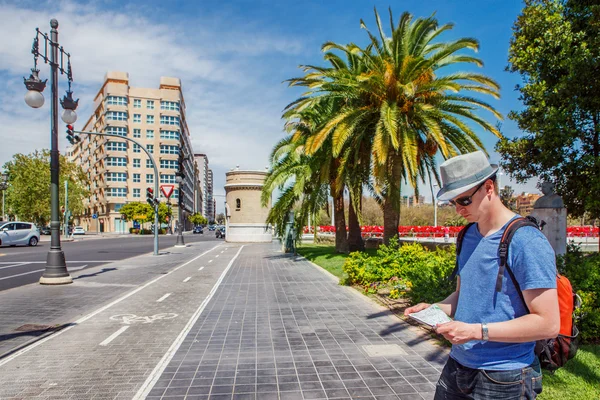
[109,313,178,324]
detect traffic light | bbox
[66,124,81,145]
[146,187,155,206]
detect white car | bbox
[72,226,85,235]
[0,222,40,247]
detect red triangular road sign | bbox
[160,184,174,199]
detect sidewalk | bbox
[0,242,447,400]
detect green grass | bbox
[299,243,600,400]
[539,344,600,400]
[296,243,354,278]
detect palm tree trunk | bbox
[332,186,349,253]
[383,154,402,245]
[347,194,364,252]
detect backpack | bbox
[452,216,580,372]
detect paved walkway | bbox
[0,242,447,400]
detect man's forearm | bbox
[436,291,459,317]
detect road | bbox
[0,232,220,292]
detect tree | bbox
[499,0,600,219]
[150,202,172,225]
[189,212,208,226]
[499,185,516,211]
[215,213,225,224]
[2,150,89,225]
[287,9,502,244]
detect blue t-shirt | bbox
[450,217,557,370]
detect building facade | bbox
[207,169,214,223]
[224,168,272,242]
[68,71,200,233]
[194,154,209,220]
[515,193,541,216]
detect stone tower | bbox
[224,167,272,242]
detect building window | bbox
[146,129,154,139]
[133,173,141,183]
[146,159,153,169]
[147,144,154,154]
[133,114,141,123]
[160,130,180,140]
[106,96,127,106]
[106,126,127,136]
[133,158,141,168]
[106,157,127,167]
[106,111,127,121]
[160,174,176,184]
[160,115,180,126]
[133,99,142,108]
[147,100,155,109]
[146,174,154,183]
[160,101,180,111]
[133,144,141,153]
[160,145,179,155]
[133,188,141,198]
[114,203,125,212]
[107,188,127,197]
[133,128,141,138]
[236,198,241,209]
[105,142,127,152]
[160,159,178,169]
[173,188,179,199]
[146,115,154,124]
[106,172,127,182]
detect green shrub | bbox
[342,238,456,304]
[557,243,600,342]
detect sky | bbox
[0,0,540,214]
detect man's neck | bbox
[476,203,517,237]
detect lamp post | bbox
[175,172,185,247]
[0,173,8,222]
[432,183,439,227]
[24,20,78,285]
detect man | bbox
[405,151,559,399]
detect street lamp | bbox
[175,171,185,247]
[0,173,8,222]
[432,183,439,227]
[24,20,78,285]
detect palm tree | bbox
[263,99,350,253]
[287,9,503,244]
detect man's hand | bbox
[404,303,431,316]
[434,321,481,345]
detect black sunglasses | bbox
[449,180,488,207]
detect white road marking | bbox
[220,251,224,254]
[215,255,219,258]
[157,293,171,302]
[0,260,118,265]
[0,262,29,270]
[99,326,129,346]
[133,245,245,400]
[208,260,213,263]
[0,244,222,368]
[69,264,88,271]
[0,269,45,281]
[198,267,204,271]
[183,277,191,283]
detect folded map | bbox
[408,304,452,327]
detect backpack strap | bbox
[449,223,476,282]
[496,216,540,293]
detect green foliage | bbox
[150,202,172,225]
[119,202,152,223]
[501,0,600,219]
[342,238,456,304]
[2,150,89,225]
[557,242,600,342]
[188,212,208,226]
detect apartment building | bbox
[207,169,214,223]
[515,193,541,216]
[68,71,201,233]
[194,154,210,220]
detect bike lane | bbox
[0,243,242,399]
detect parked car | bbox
[208,225,216,231]
[72,226,85,235]
[215,226,226,239]
[193,226,204,234]
[0,222,40,247]
[39,226,51,235]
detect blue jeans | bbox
[434,356,543,400]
